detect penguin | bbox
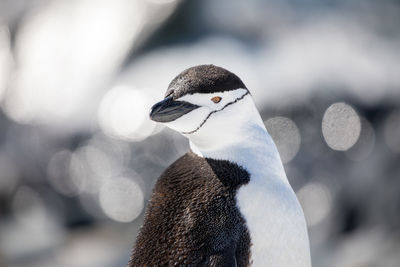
[129,65,311,267]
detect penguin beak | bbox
[150,96,200,123]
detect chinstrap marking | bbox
[181,91,250,135]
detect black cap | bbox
[165,65,247,99]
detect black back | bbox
[166,65,248,99]
[129,152,251,267]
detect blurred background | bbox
[0,0,399,266]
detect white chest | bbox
[237,172,311,267]
[190,131,311,267]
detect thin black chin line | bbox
[181,91,250,135]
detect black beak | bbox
[149,96,200,123]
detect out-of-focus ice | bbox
[99,176,144,223]
[322,103,361,151]
[98,85,157,141]
[297,182,332,227]
[1,0,179,130]
[264,116,301,163]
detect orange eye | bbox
[211,96,222,103]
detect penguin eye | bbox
[211,96,222,103]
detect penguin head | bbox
[150,65,260,147]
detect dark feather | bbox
[129,151,252,267]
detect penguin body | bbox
[130,152,251,266]
[130,65,311,266]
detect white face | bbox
[164,88,250,134]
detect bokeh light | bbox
[99,176,144,223]
[264,116,301,163]
[69,146,105,195]
[47,150,79,196]
[98,85,157,141]
[3,0,138,126]
[297,182,332,227]
[1,0,178,129]
[322,102,361,151]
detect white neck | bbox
[188,95,287,183]
[187,95,311,267]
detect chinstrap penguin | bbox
[129,65,311,266]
